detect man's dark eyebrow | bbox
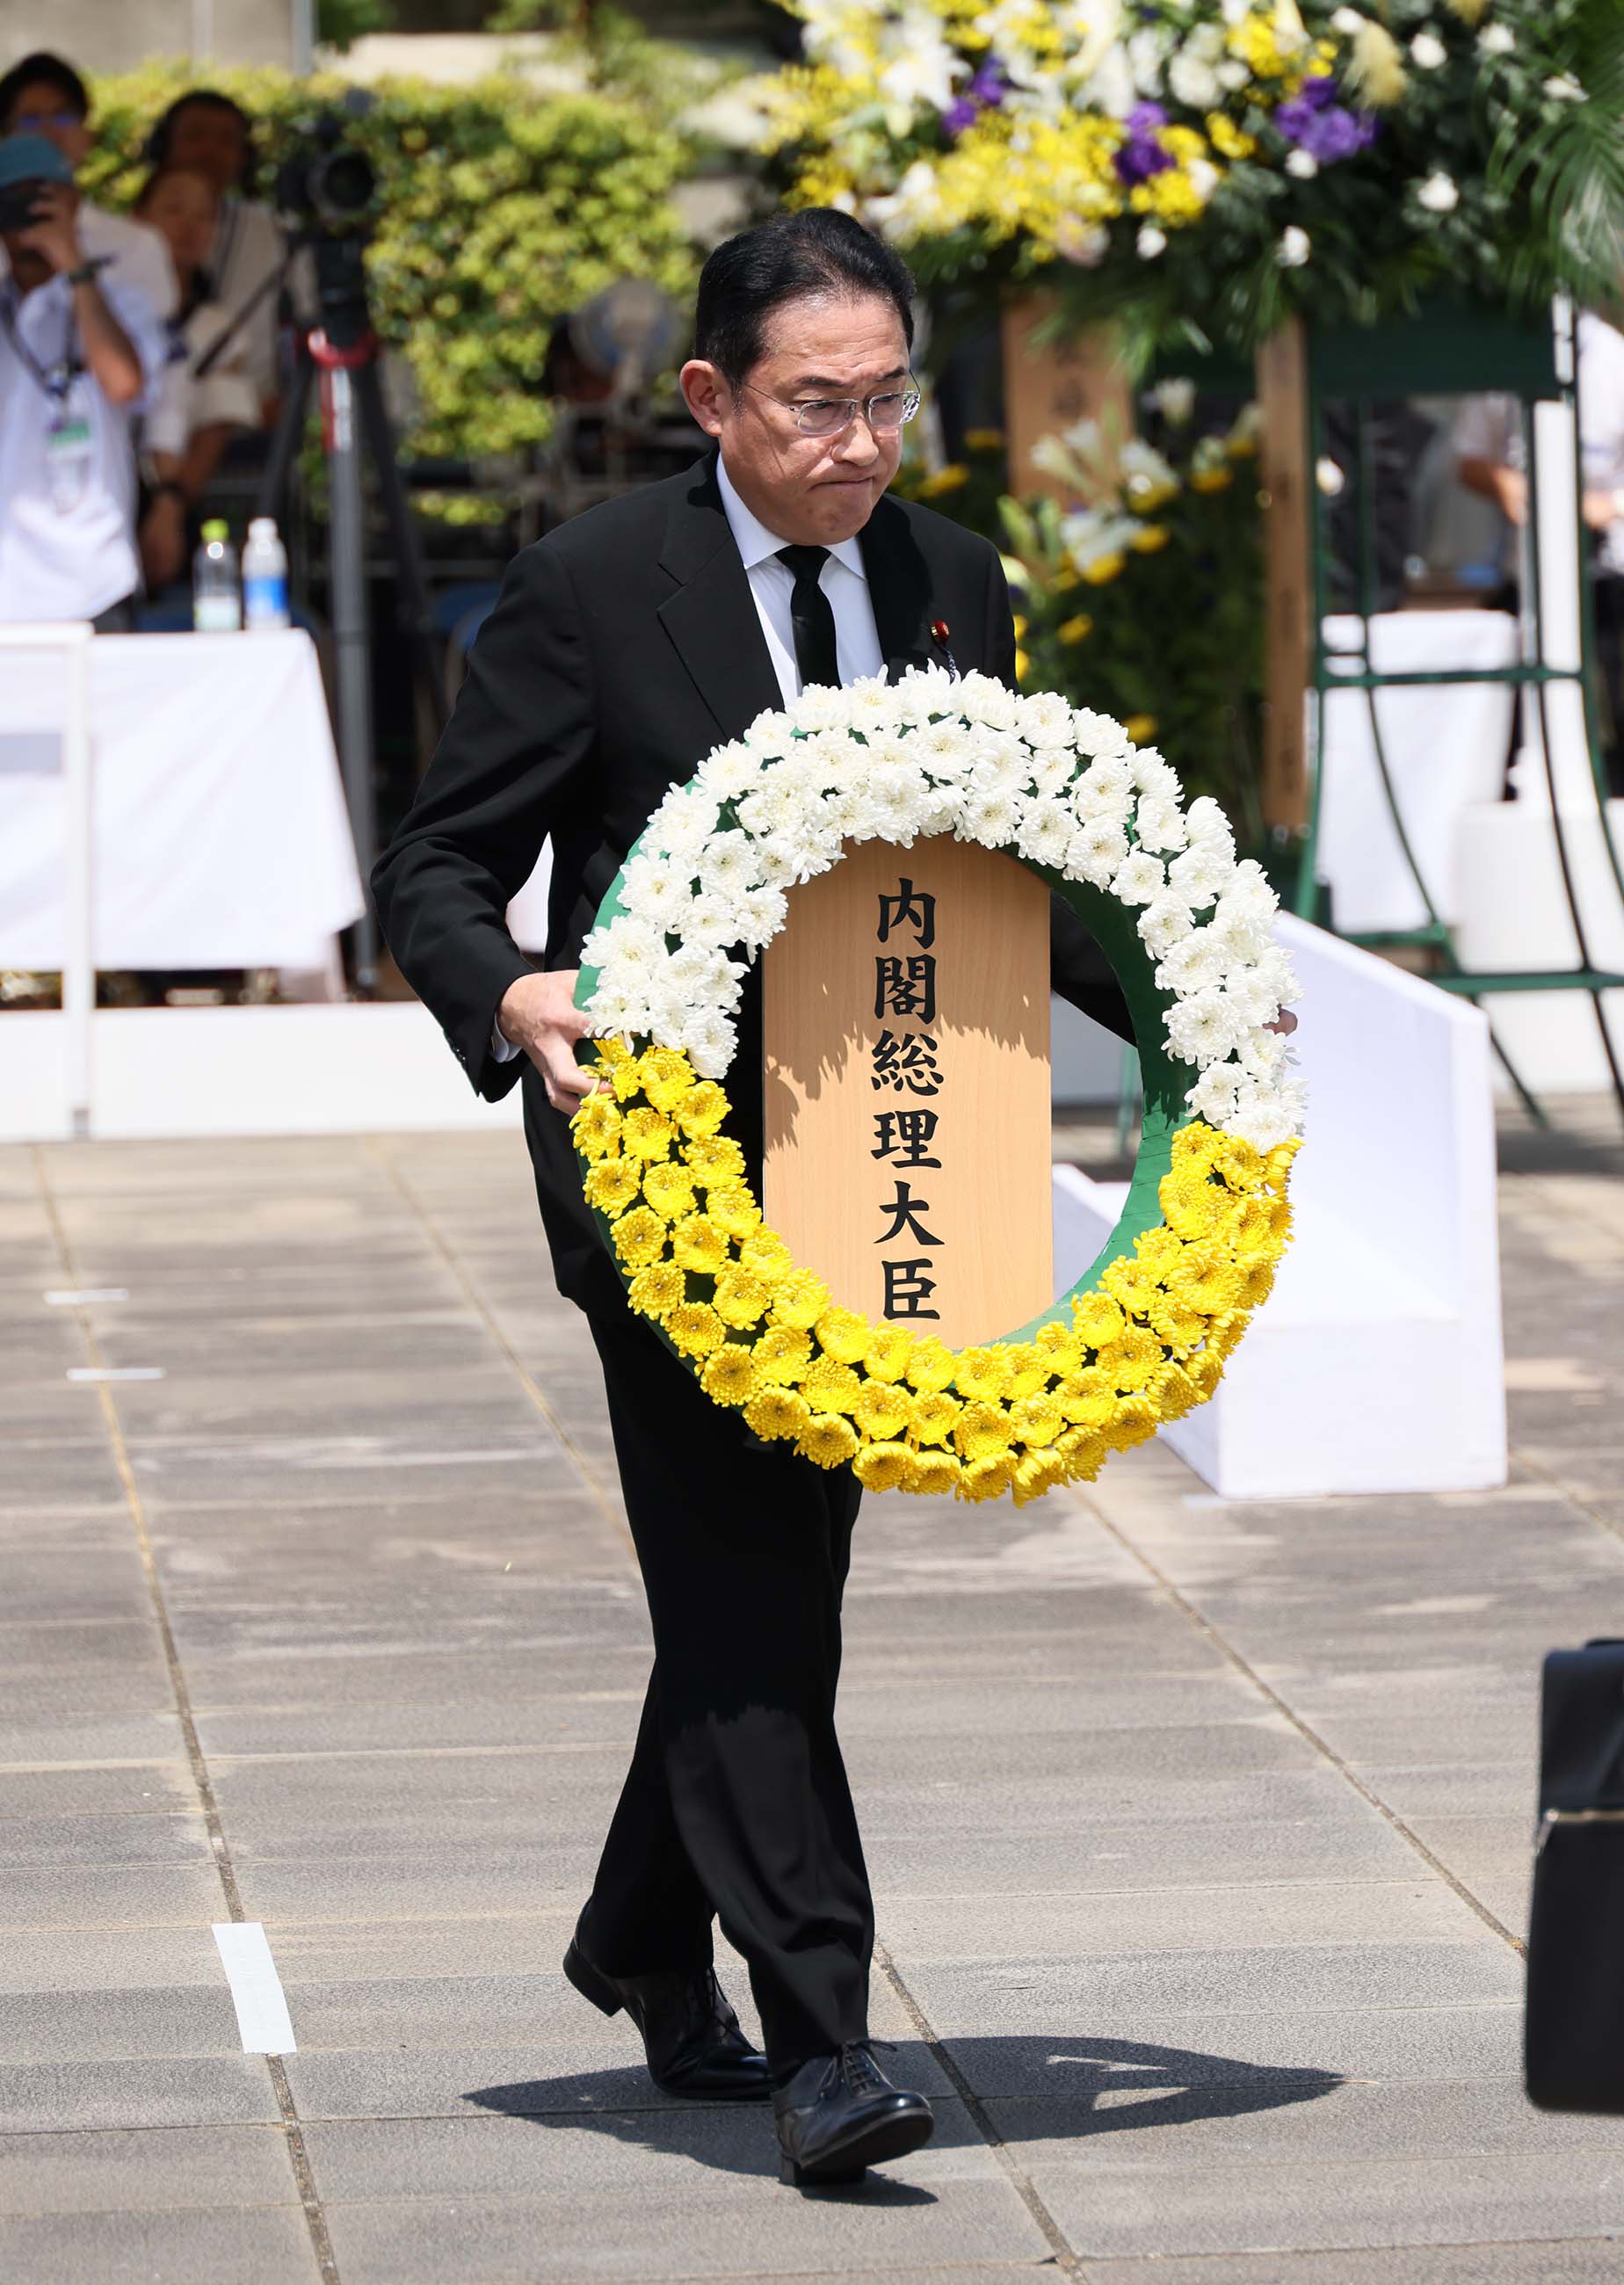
[786,366,910,395]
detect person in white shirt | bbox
[0,52,178,329]
[141,89,286,404]
[0,135,166,626]
[1454,310,1624,791]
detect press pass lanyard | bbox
[1,286,91,511]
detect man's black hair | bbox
[147,89,257,185]
[694,207,915,388]
[0,51,90,129]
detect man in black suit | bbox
[373,208,1128,2187]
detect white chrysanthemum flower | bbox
[793,683,859,733]
[1137,890,1196,958]
[732,885,787,950]
[1416,171,1459,214]
[1227,1082,1301,1150]
[1156,928,1225,993]
[1183,795,1236,851]
[699,741,762,798]
[1073,756,1135,821]
[1238,1026,1290,1081]
[1133,795,1189,853]
[686,1010,738,1080]
[698,835,764,898]
[1165,988,1248,1067]
[618,851,693,920]
[916,718,972,773]
[1113,849,1167,906]
[1065,816,1129,887]
[1189,1060,1244,1123]
[1169,842,1236,907]
[1277,225,1312,268]
[1018,688,1077,748]
[737,780,804,838]
[1127,745,1180,799]
[1015,801,1074,869]
[743,708,792,756]
[1410,31,1446,68]
[865,732,916,772]
[1030,749,1080,797]
[958,672,1021,731]
[1286,149,1318,180]
[845,673,897,723]
[961,789,1020,847]
[1168,47,1221,107]
[1071,707,1131,758]
[1222,969,1281,1027]
[867,769,932,839]
[1478,23,1513,56]
[969,745,1030,801]
[1208,913,1272,969]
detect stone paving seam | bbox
[28,1146,345,2285]
[365,1135,637,1564]
[1066,1488,1525,1960]
[873,1936,1098,2283]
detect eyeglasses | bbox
[739,378,922,439]
[8,112,81,134]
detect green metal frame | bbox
[1289,299,1624,1123]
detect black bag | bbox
[1526,1638,1624,2112]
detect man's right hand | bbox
[497,968,608,1113]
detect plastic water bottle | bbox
[192,520,241,633]
[242,517,290,631]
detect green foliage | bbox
[911,418,1267,839]
[83,59,699,463]
[316,0,397,54]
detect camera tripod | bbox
[257,230,445,990]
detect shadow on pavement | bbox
[463,2033,1342,2184]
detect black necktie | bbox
[776,544,840,691]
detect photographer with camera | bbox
[0,135,165,626]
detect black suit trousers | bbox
[583,1296,872,2081]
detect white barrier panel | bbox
[1052,915,1506,1500]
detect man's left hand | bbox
[1268,1010,1298,1038]
[17,183,83,278]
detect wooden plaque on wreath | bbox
[762,836,1054,1352]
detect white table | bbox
[0,628,364,974]
[1316,607,1519,935]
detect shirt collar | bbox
[716,452,866,583]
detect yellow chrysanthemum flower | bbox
[592,1034,636,1073]
[1009,1395,1063,1448]
[609,1054,648,1103]
[815,1306,871,1365]
[1102,1257,1161,1318]
[961,1452,1017,1503]
[1207,112,1256,161]
[752,1325,813,1384]
[611,1207,668,1269]
[638,1046,696,1112]
[674,1081,729,1137]
[1057,1425,1107,1480]
[1130,523,1171,555]
[1185,1347,1227,1401]
[1165,1247,1244,1317]
[1072,1292,1126,1351]
[1013,1448,1068,1506]
[571,1095,623,1161]
[805,1358,863,1416]
[671,1213,729,1276]
[1104,1393,1158,1450]
[712,1269,771,1329]
[1055,1367,1116,1428]
[1189,467,1235,495]
[1058,613,1093,646]
[853,1380,913,1442]
[622,1106,675,1162]
[1236,1259,1277,1310]
[954,1346,1008,1403]
[910,1448,962,1498]
[1109,1327,1165,1393]
[1033,1323,1083,1378]
[584,1158,641,1215]
[911,1389,962,1448]
[707,1183,763,1240]
[1004,1344,1052,1401]
[744,1386,810,1443]
[1147,1361,1200,1421]
[627,1261,685,1320]
[667,1302,725,1359]
[700,1344,757,1407]
[903,1335,957,1394]
[1081,553,1125,587]
[954,1400,1013,1463]
[739,1230,794,1288]
[684,1134,747,1186]
[1160,1165,1223,1239]
[798,1413,859,1470]
[1135,1226,1185,1279]
[642,1161,698,1222]
[1148,1295,1206,1354]
[772,1267,830,1329]
[854,1440,914,1493]
[863,1324,914,1383]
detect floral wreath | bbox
[569,667,1301,1507]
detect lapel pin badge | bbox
[930,619,961,678]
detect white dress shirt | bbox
[1453,312,1624,577]
[492,454,887,1061]
[0,270,167,622]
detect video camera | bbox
[274,105,376,237]
[0,182,49,234]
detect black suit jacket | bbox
[373,453,1128,1315]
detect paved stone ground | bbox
[3,1102,1624,2285]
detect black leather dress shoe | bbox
[773,2042,934,2185]
[562,1910,771,2101]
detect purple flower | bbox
[1275,79,1380,164]
[1114,101,1174,187]
[942,96,980,134]
[941,52,1005,137]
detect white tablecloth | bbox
[1316,608,1519,935]
[0,629,364,971]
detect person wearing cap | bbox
[0,134,166,626]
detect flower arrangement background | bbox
[569,667,1301,1509]
[895,395,1267,839]
[758,0,1624,359]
